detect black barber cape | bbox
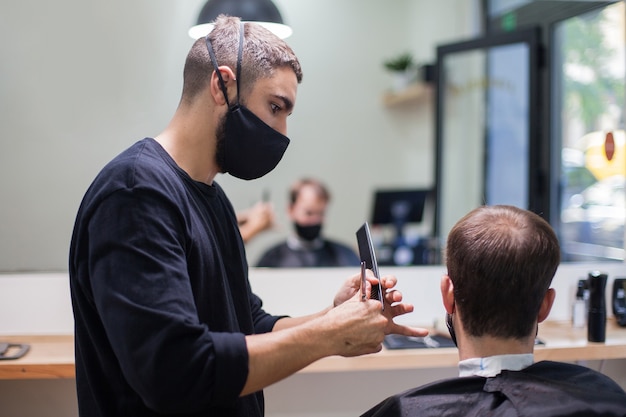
[256,239,360,268]
[361,361,626,417]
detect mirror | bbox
[2,1,477,271]
[9,2,618,271]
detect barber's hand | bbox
[332,271,363,307]
[324,292,388,357]
[332,272,429,339]
[379,275,429,338]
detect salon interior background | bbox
[0,0,485,271]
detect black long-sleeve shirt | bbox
[70,138,283,416]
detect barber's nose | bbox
[277,122,287,136]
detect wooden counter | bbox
[0,335,75,379]
[304,319,626,373]
[1,320,625,379]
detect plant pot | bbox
[390,69,414,91]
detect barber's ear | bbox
[440,275,455,314]
[210,66,237,105]
[537,288,556,323]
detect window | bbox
[554,2,625,261]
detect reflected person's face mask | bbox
[206,23,290,180]
[294,222,322,241]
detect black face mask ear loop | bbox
[446,312,458,347]
[235,21,244,105]
[204,21,245,109]
[205,36,230,108]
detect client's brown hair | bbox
[445,205,560,339]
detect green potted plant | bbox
[383,52,415,91]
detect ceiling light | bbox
[188,0,293,39]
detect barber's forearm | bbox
[242,299,388,395]
[241,318,334,396]
[271,306,332,331]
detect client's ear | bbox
[441,275,455,314]
[538,288,556,323]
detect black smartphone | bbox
[356,222,384,310]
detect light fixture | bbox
[188,0,293,40]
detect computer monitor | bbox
[370,189,434,266]
[371,189,430,226]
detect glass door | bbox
[434,28,540,242]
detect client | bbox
[362,205,626,416]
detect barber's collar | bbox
[286,235,324,250]
[458,354,534,378]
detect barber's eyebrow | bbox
[273,94,294,112]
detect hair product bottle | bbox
[587,271,608,343]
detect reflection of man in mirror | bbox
[257,178,360,267]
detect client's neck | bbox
[457,334,536,361]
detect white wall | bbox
[0,0,479,271]
[3,262,623,336]
[0,0,200,271]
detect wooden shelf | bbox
[382,82,432,107]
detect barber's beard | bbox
[214,112,228,173]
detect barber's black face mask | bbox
[294,223,322,241]
[206,23,290,180]
[218,105,289,180]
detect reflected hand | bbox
[238,201,276,243]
